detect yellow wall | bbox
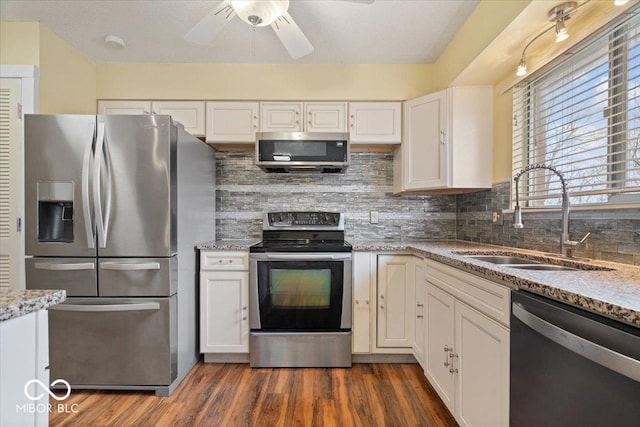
[433,0,529,91]
[0,22,40,65]
[38,25,96,114]
[96,63,433,101]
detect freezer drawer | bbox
[25,258,98,296]
[98,257,176,297]
[48,296,177,387]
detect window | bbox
[512,10,640,207]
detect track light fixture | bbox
[515,1,593,77]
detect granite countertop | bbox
[352,240,640,328]
[197,239,259,251]
[0,289,66,322]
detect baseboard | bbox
[203,353,250,363]
[351,354,418,363]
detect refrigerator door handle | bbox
[82,122,96,249]
[100,262,161,271]
[49,302,160,312]
[34,262,95,271]
[102,131,113,244]
[94,123,107,248]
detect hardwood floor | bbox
[50,362,457,427]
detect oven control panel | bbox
[266,211,341,227]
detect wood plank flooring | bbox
[49,362,457,427]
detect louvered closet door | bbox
[0,79,22,289]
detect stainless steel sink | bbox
[457,251,614,272]
[468,255,538,265]
[508,264,577,271]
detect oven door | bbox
[249,253,352,331]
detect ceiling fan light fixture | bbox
[229,0,289,27]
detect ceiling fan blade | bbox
[271,12,314,60]
[184,1,236,46]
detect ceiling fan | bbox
[184,0,374,60]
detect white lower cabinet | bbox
[0,310,49,427]
[199,251,249,353]
[351,252,415,354]
[352,251,373,354]
[376,254,415,348]
[412,258,426,369]
[424,260,510,427]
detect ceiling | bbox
[0,0,479,64]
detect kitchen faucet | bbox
[513,164,590,258]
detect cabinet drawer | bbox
[425,259,510,327]
[200,251,249,270]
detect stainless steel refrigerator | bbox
[24,114,215,396]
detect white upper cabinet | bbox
[394,86,493,193]
[152,101,206,136]
[305,102,347,133]
[259,102,347,133]
[98,100,152,115]
[98,100,206,136]
[348,102,402,144]
[260,102,303,132]
[206,101,259,143]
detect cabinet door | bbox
[425,283,456,412]
[402,91,449,190]
[348,102,401,143]
[152,101,206,136]
[455,302,509,427]
[413,259,426,368]
[305,102,347,132]
[376,254,414,348]
[206,101,259,142]
[200,270,249,353]
[260,102,302,132]
[352,252,372,353]
[98,100,151,115]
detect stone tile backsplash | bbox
[215,152,639,266]
[215,151,457,242]
[456,181,640,266]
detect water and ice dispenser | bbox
[37,181,74,242]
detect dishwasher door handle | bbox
[513,302,640,382]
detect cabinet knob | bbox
[308,121,312,125]
[380,295,384,300]
[242,316,247,320]
[380,305,384,309]
[355,300,359,305]
[417,303,424,307]
[242,306,247,310]
[365,300,369,305]
[417,315,424,318]
[444,345,451,352]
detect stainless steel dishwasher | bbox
[510,290,640,427]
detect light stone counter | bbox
[196,239,259,251]
[0,289,66,322]
[352,240,640,328]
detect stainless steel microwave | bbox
[256,132,349,173]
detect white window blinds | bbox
[512,9,640,207]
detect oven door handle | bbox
[265,254,351,261]
[512,302,640,382]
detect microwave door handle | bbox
[49,302,160,312]
[81,122,96,249]
[93,122,106,248]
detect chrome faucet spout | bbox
[512,164,589,258]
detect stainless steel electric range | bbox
[249,212,352,367]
